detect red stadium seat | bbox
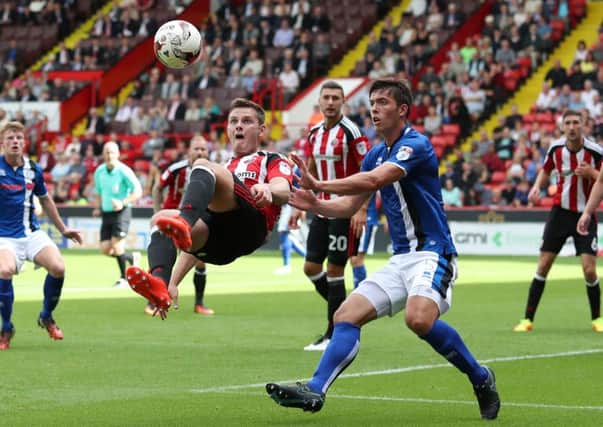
[431,135,447,148]
[443,134,456,147]
[441,123,461,137]
[490,171,506,185]
[535,111,554,123]
[523,113,536,124]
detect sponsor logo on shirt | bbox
[237,171,257,180]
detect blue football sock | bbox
[307,322,360,394]
[0,278,14,331]
[40,274,64,320]
[279,232,292,266]
[352,265,366,289]
[421,319,487,385]
[290,235,306,257]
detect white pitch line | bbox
[204,390,603,412]
[305,394,603,412]
[191,348,603,394]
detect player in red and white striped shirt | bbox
[291,81,370,350]
[126,98,293,317]
[514,110,603,332]
[143,136,215,316]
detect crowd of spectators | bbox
[439,32,603,209]
[351,0,575,148]
[1,0,599,212]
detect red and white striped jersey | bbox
[305,116,369,200]
[225,150,293,232]
[543,137,603,212]
[159,159,189,209]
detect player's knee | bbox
[303,263,321,277]
[0,265,15,280]
[583,265,597,281]
[404,311,433,336]
[47,261,65,278]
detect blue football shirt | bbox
[0,156,47,238]
[361,127,457,256]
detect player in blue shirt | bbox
[0,122,82,350]
[266,79,500,420]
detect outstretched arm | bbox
[38,195,83,244]
[289,188,370,219]
[291,153,404,195]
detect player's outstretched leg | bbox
[265,382,325,413]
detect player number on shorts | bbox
[329,235,347,252]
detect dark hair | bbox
[562,109,582,121]
[320,80,344,96]
[368,78,413,117]
[229,98,265,124]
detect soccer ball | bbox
[153,20,203,69]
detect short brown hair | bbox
[562,109,582,121]
[229,98,265,124]
[320,80,344,96]
[0,121,25,137]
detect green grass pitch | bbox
[2,250,602,426]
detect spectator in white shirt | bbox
[115,96,139,123]
[535,81,557,111]
[279,61,300,103]
[461,79,486,119]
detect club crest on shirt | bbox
[279,162,291,176]
[396,146,413,161]
[0,169,6,176]
[330,138,340,146]
[356,141,368,155]
[24,169,35,180]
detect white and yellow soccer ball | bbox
[153,20,203,69]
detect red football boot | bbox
[0,328,15,350]
[126,267,171,316]
[156,216,192,251]
[38,317,64,340]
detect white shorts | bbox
[277,204,293,233]
[0,230,57,273]
[352,251,457,317]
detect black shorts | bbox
[190,176,268,265]
[100,207,131,241]
[541,205,598,255]
[306,216,356,267]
